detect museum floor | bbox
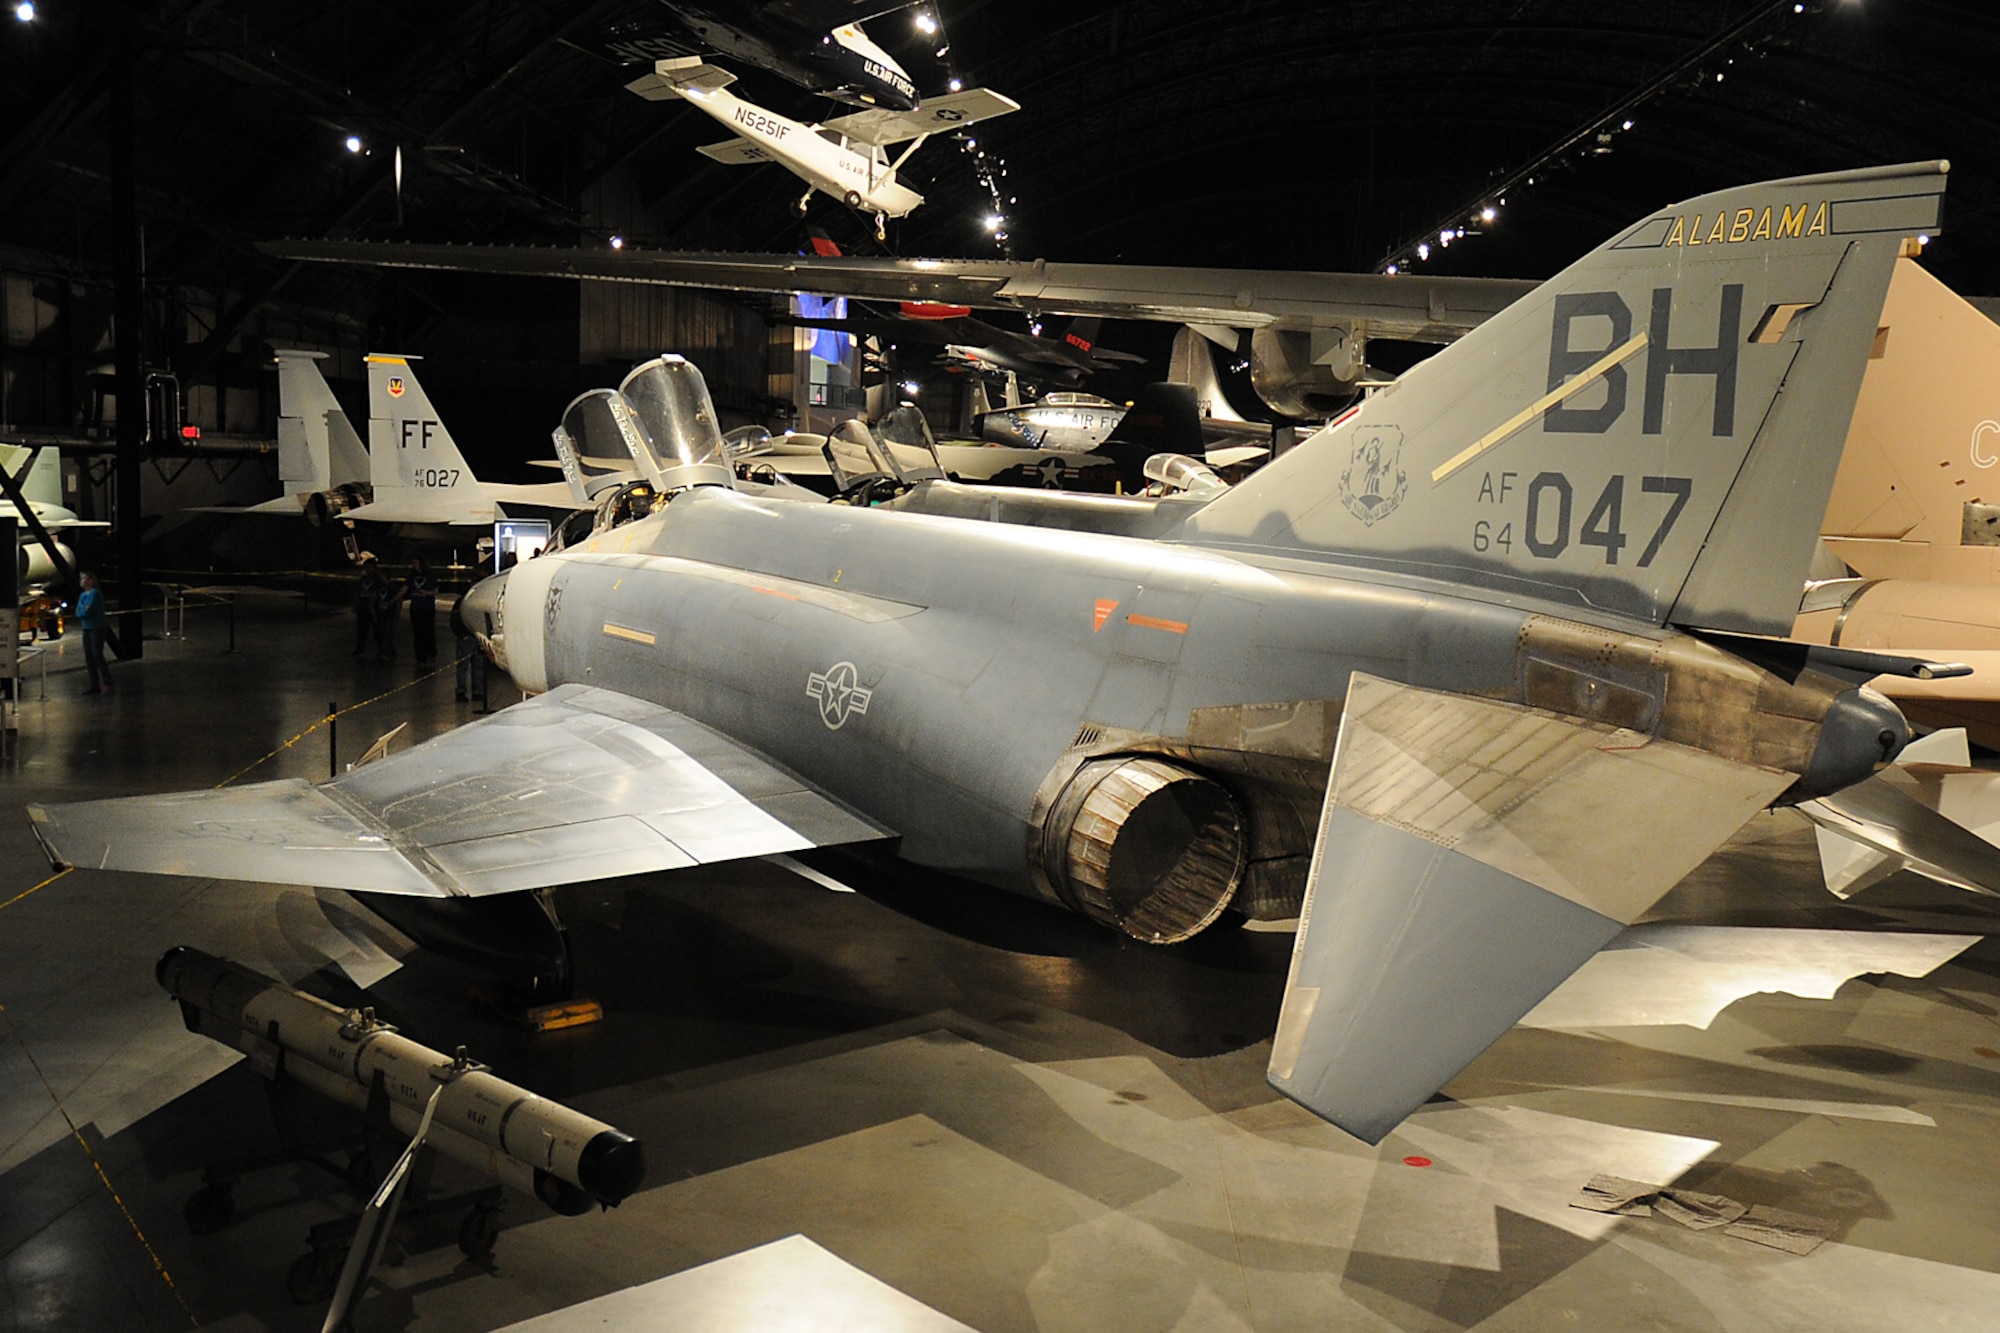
[5,591,2000,1332]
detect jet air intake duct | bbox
[1042,758,1246,943]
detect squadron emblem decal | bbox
[807,661,873,730]
[387,375,406,399]
[1339,426,1407,526]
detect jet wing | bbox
[821,88,1020,146]
[259,241,1538,343]
[27,684,893,899]
[1269,674,1792,1143]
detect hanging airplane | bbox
[625,58,1018,239]
[589,3,923,110]
[1,443,105,635]
[264,234,1535,417]
[33,163,1974,1147]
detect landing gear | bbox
[842,188,863,209]
[795,187,814,217]
[873,213,887,243]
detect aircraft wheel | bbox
[794,193,811,217]
[843,189,863,209]
[873,216,887,243]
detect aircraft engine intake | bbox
[1041,757,1246,944]
[18,537,73,590]
[1249,327,1365,418]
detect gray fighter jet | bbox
[34,163,1971,1143]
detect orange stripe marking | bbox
[753,585,802,601]
[1126,614,1188,635]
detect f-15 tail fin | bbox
[275,349,367,494]
[1185,163,1949,636]
[365,354,486,505]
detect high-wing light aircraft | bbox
[626,57,1018,239]
[37,164,1974,1144]
[1,443,104,591]
[590,3,922,110]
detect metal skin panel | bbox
[30,685,889,897]
[1181,162,1949,637]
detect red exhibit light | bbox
[180,424,202,440]
[899,301,971,320]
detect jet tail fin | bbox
[1169,326,1250,424]
[1185,163,1949,637]
[1271,674,1790,1142]
[275,349,367,492]
[365,354,486,502]
[1103,383,1207,458]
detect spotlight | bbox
[914,11,936,34]
[1622,119,1634,130]
[949,78,962,92]
[344,135,363,154]
[1385,263,1399,275]
[1917,233,1930,246]
[901,380,921,396]
[983,213,1003,231]
[1417,242,1430,261]
[1480,206,1496,223]
[610,235,625,250]
[14,2,34,20]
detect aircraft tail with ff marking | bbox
[1184,163,1950,637]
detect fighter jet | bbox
[217,350,582,529]
[590,3,923,110]
[626,57,1018,239]
[33,164,1973,1145]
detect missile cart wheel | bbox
[458,1204,502,1261]
[183,1183,235,1234]
[287,1247,343,1304]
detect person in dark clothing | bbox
[405,555,439,665]
[353,559,381,658]
[76,571,112,695]
[371,566,404,662]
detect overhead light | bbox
[344,135,363,154]
[901,380,921,395]
[14,2,34,20]
[1622,119,1635,130]
[1480,206,1496,223]
[1385,263,1399,275]
[1417,242,1430,261]
[609,235,625,250]
[1918,233,1931,246]
[983,214,1003,231]
[915,11,936,35]
[949,78,962,92]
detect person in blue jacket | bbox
[76,571,111,695]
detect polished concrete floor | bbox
[5,594,2000,1331]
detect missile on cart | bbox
[157,946,643,1215]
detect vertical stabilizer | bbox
[365,354,487,502]
[1169,326,1251,424]
[275,350,367,493]
[1183,163,1949,636]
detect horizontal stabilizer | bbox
[1270,674,1790,1142]
[821,87,1020,146]
[27,685,892,898]
[1800,728,2000,897]
[626,57,736,101]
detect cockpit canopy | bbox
[552,389,645,504]
[617,355,734,492]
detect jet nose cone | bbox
[1795,685,1911,800]
[452,569,506,643]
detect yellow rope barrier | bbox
[213,658,460,789]
[0,1001,200,1328]
[0,865,71,914]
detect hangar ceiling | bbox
[0,0,1994,349]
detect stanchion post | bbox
[328,701,338,778]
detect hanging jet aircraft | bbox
[589,3,922,110]
[626,57,1018,240]
[34,164,1972,1146]
[264,235,1536,417]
